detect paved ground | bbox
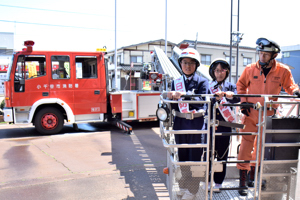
[0,96,299,199]
[0,122,168,200]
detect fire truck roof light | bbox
[24,40,35,47]
[96,48,107,52]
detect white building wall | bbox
[124,51,130,64]
[0,32,14,96]
[0,32,14,49]
[196,44,256,79]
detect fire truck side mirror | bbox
[19,78,25,85]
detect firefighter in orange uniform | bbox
[236,37,300,196]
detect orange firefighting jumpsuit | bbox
[236,60,299,171]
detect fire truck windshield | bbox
[6,54,15,80]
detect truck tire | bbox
[34,107,64,135]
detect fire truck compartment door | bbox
[138,94,160,119]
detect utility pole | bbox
[229,0,243,84]
[236,0,240,83]
[229,0,233,82]
[114,0,118,91]
[165,0,168,55]
[194,32,198,50]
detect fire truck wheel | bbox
[34,107,64,135]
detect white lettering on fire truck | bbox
[91,107,100,112]
[40,84,77,89]
[36,84,79,90]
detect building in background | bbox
[106,39,257,90]
[277,45,300,85]
[0,32,14,95]
[105,39,176,91]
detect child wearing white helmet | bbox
[207,58,240,193]
[167,48,209,199]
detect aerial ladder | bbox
[157,93,300,200]
[151,46,212,92]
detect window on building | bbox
[225,56,235,66]
[130,56,143,63]
[75,56,97,79]
[201,54,211,65]
[51,56,70,79]
[117,55,121,65]
[283,52,290,58]
[111,55,121,64]
[243,57,252,66]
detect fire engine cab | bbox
[3,41,160,134]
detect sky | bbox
[0,0,299,52]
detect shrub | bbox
[0,99,5,111]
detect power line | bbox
[0,19,116,31]
[0,4,113,17]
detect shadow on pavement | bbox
[0,121,121,139]
[110,121,169,200]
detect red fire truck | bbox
[3,41,161,134]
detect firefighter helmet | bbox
[256,37,280,68]
[256,37,281,53]
[209,58,230,81]
[178,48,201,69]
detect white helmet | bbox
[178,48,201,69]
[209,58,230,81]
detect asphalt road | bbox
[0,121,169,200]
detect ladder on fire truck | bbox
[152,46,212,91]
[157,93,300,200]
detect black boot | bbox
[238,170,248,196]
[261,179,267,191]
[248,166,255,187]
[247,166,267,190]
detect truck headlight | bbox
[156,103,170,122]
